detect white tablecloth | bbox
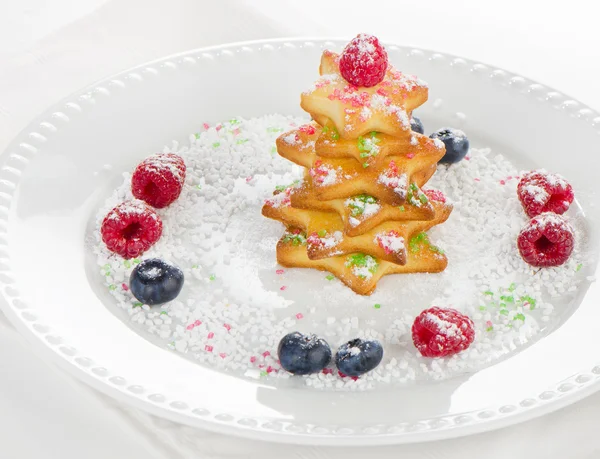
[1,1,600,457]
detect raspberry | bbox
[517,212,574,267]
[339,34,388,88]
[517,170,574,218]
[131,153,186,208]
[412,307,475,358]
[101,201,163,259]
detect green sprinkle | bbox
[398,205,405,212]
[133,302,143,308]
[486,325,494,332]
[514,313,526,321]
[271,146,277,154]
[325,274,335,281]
[419,193,428,204]
[133,259,141,264]
[103,263,110,270]
[108,284,116,291]
[347,194,378,217]
[123,260,131,269]
[374,303,381,309]
[322,126,330,133]
[275,180,299,192]
[194,133,201,139]
[499,309,509,316]
[209,274,216,281]
[500,295,515,303]
[508,283,517,292]
[260,370,268,377]
[576,263,583,272]
[484,290,494,296]
[345,253,379,275]
[229,118,241,125]
[212,142,221,148]
[409,232,429,253]
[196,184,202,190]
[317,229,327,238]
[330,128,340,141]
[105,271,111,277]
[519,295,536,309]
[500,303,506,308]
[192,264,199,269]
[479,305,486,311]
[282,231,307,246]
[236,139,249,144]
[362,162,369,168]
[160,311,168,315]
[267,127,283,133]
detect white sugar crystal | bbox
[94,115,588,392]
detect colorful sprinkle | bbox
[322,368,333,375]
[280,286,287,291]
[207,332,214,339]
[296,313,304,320]
[212,142,220,148]
[486,320,493,331]
[223,323,231,332]
[245,176,253,183]
[374,303,381,309]
[203,122,210,130]
[576,263,583,272]
[205,345,213,353]
[209,274,216,281]
[122,283,129,291]
[250,356,257,363]
[325,274,335,281]
[262,351,271,358]
[276,269,285,275]
[219,353,227,359]
[474,178,480,182]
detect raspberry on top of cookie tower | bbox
[262,34,452,296]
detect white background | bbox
[1,1,600,457]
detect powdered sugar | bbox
[94,115,592,392]
[375,231,405,255]
[378,170,408,198]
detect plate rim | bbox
[1,37,600,445]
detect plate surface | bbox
[1,38,600,445]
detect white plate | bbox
[1,38,600,445]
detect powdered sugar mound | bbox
[94,116,592,391]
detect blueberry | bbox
[277,332,332,375]
[410,115,424,134]
[335,338,383,377]
[430,127,469,164]
[129,258,184,305]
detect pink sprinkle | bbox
[223,323,231,332]
[322,368,333,375]
[280,286,287,291]
[500,180,506,185]
[207,332,214,339]
[290,122,297,127]
[215,124,222,131]
[250,356,257,363]
[296,313,304,320]
[258,364,265,369]
[245,176,253,183]
[276,269,285,275]
[262,351,271,358]
[232,128,241,136]
[406,153,415,159]
[203,122,210,130]
[205,345,213,352]
[186,324,194,331]
[507,175,513,180]
[266,366,274,374]
[465,155,471,161]
[121,283,129,291]
[194,320,202,326]
[219,353,227,359]
[486,320,493,328]
[474,178,481,182]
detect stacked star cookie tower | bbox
[262,38,452,295]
